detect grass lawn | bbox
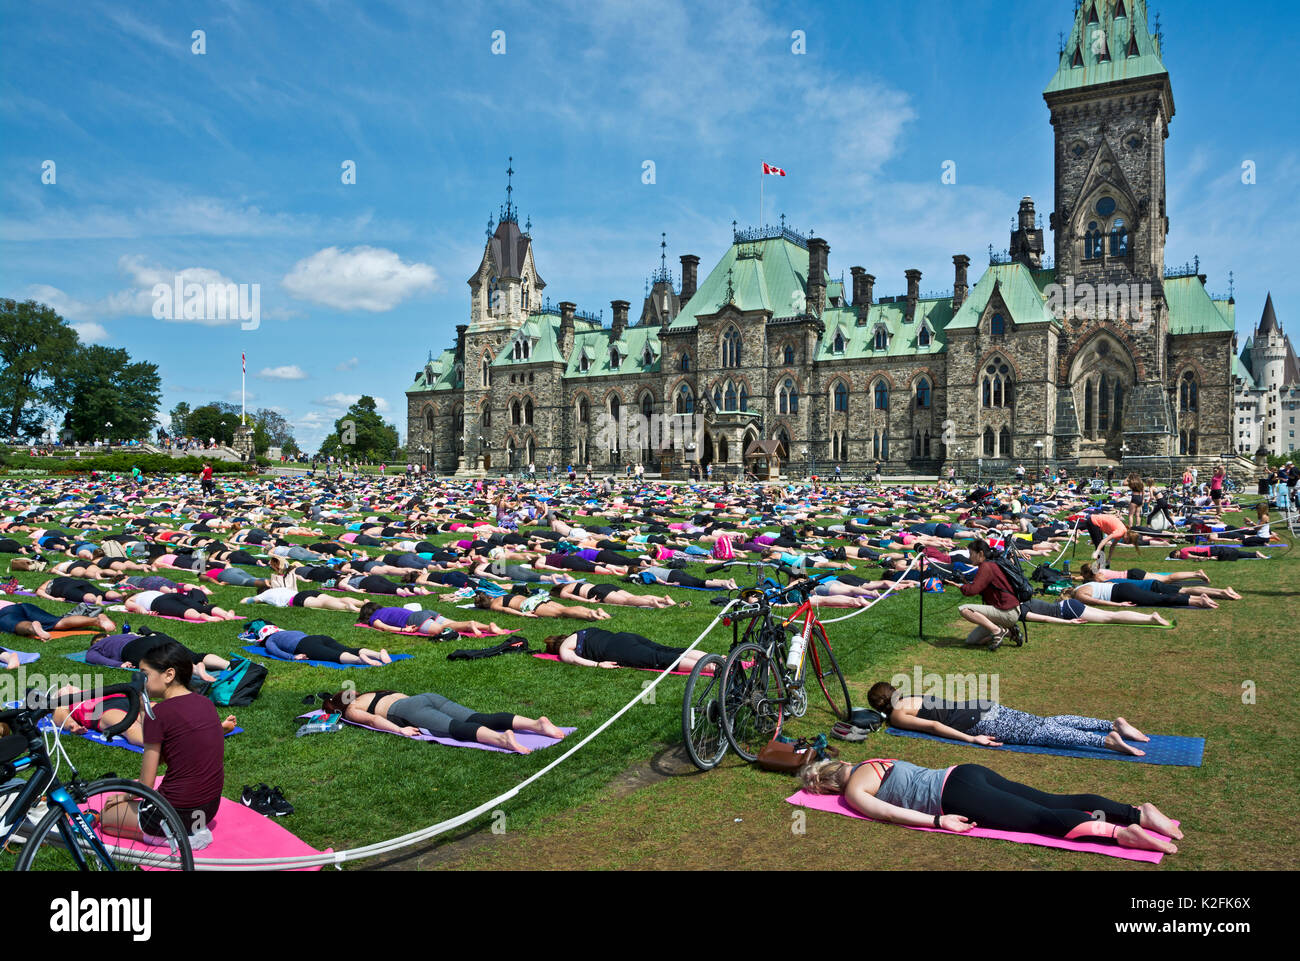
[2,484,1295,870]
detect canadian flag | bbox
[762,162,786,176]
[241,351,245,374]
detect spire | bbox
[660,232,667,271]
[498,156,518,224]
[1046,0,1168,97]
[1259,293,1280,336]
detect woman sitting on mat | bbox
[357,601,512,638]
[247,622,391,666]
[472,590,611,621]
[125,588,242,622]
[800,757,1181,853]
[51,686,238,746]
[866,681,1151,755]
[0,600,115,640]
[541,628,710,673]
[98,641,229,845]
[1019,596,1173,628]
[320,688,566,754]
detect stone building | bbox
[408,0,1245,476]
[1234,295,1300,457]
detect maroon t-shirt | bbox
[141,692,225,809]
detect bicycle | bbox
[717,570,853,763]
[0,675,195,870]
[680,560,794,771]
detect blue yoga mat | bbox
[37,715,244,754]
[2,648,40,665]
[241,645,413,669]
[63,651,90,663]
[885,727,1204,767]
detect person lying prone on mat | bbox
[248,621,393,666]
[472,589,611,621]
[125,588,242,622]
[95,641,229,843]
[51,686,237,746]
[357,601,511,637]
[86,629,231,682]
[799,757,1182,854]
[866,681,1151,755]
[320,688,566,754]
[541,628,711,673]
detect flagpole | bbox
[759,160,763,228]
[241,354,246,426]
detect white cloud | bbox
[283,246,437,311]
[258,365,307,380]
[225,390,256,404]
[26,284,93,321]
[314,393,391,413]
[101,255,261,326]
[335,357,359,371]
[71,322,110,343]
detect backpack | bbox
[993,554,1035,603]
[711,534,736,561]
[191,655,268,706]
[1031,563,1071,588]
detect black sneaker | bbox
[240,784,274,816]
[265,786,294,817]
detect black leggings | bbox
[151,594,215,618]
[296,635,362,662]
[665,571,707,588]
[1109,583,1190,607]
[940,764,1140,838]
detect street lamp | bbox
[1034,440,1044,483]
[105,421,113,446]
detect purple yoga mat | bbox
[1,647,40,665]
[785,790,1177,863]
[299,710,574,754]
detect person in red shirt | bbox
[200,462,214,496]
[957,539,1022,650]
[99,640,228,844]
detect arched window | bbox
[919,326,931,348]
[1098,373,1110,431]
[923,430,931,457]
[577,397,590,424]
[1085,222,1104,259]
[681,353,691,372]
[874,381,889,411]
[1180,371,1199,412]
[522,279,529,311]
[1110,218,1128,256]
[610,395,620,420]
[713,385,723,410]
[725,382,737,411]
[610,347,620,368]
[524,399,534,425]
[991,313,1006,336]
[718,437,729,463]
[783,345,795,365]
[641,393,654,420]
[779,379,799,414]
[676,385,694,414]
[983,427,995,457]
[722,327,742,367]
[482,357,491,387]
[511,400,521,426]
[982,361,1012,409]
[482,406,491,429]
[914,431,922,456]
[874,328,887,351]
[579,353,591,372]
[833,331,845,354]
[833,381,848,412]
[424,408,435,431]
[916,378,931,409]
[739,385,748,411]
[1113,380,1124,431]
[1188,430,1198,455]
[999,426,1011,458]
[1084,379,1095,433]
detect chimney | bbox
[455,323,468,359]
[952,255,971,311]
[807,238,829,316]
[557,302,576,358]
[1010,197,1044,269]
[850,267,867,307]
[611,300,630,339]
[680,255,700,302]
[905,269,922,323]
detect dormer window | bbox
[918,326,931,348]
[580,353,591,372]
[680,352,691,372]
[610,347,621,369]
[642,347,654,366]
[873,328,888,351]
[783,345,795,365]
[833,331,846,354]
[991,313,1006,336]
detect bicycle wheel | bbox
[681,654,728,771]
[807,623,853,721]
[15,779,195,871]
[719,642,782,762]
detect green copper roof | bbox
[1233,353,1257,388]
[407,347,461,393]
[817,298,953,361]
[1045,0,1168,95]
[563,323,662,379]
[1164,276,1234,336]
[670,236,809,328]
[947,262,1061,330]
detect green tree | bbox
[0,299,81,438]
[185,404,238,445]
[61,345,162,443]
[168,401,191,437]
[252,407,296,455]
[317,395,398,461]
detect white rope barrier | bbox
[817,552,922,625]
[183,598,741,870]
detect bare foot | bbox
[97,614,116,632]
[499,730,531,754]
[1103,731,1145,756]
[1115,823,1177,854]
[535,716,565,739]
[1196,569,1210,583]
[1151,613,1171,627]
[379,649,392,664]
[32,625,52,641]
[1138,801,1183,840]
[1,652,18,670]
[1113,717,1149,742]
[1225,588,1241,600]
[222,715,237,733]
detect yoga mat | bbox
[299,710,574,754]
[884,728,1205,767]
[63,651,90,663]
[84,782,330,871]
[241,645,413,669]
[45,630,98,638]
[37,715,244,753]
[785,790,1176,863]
[2,647,40,665]
[352,621,518,638]
[531,652,749,676]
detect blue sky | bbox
[3,0,1296,452]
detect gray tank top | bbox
[872,760,949,816]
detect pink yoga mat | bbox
[300,710,574,754]
[353,621,518,638]
[85,782,331,871]
[785,790,1176,863]
[532,652,747,676]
